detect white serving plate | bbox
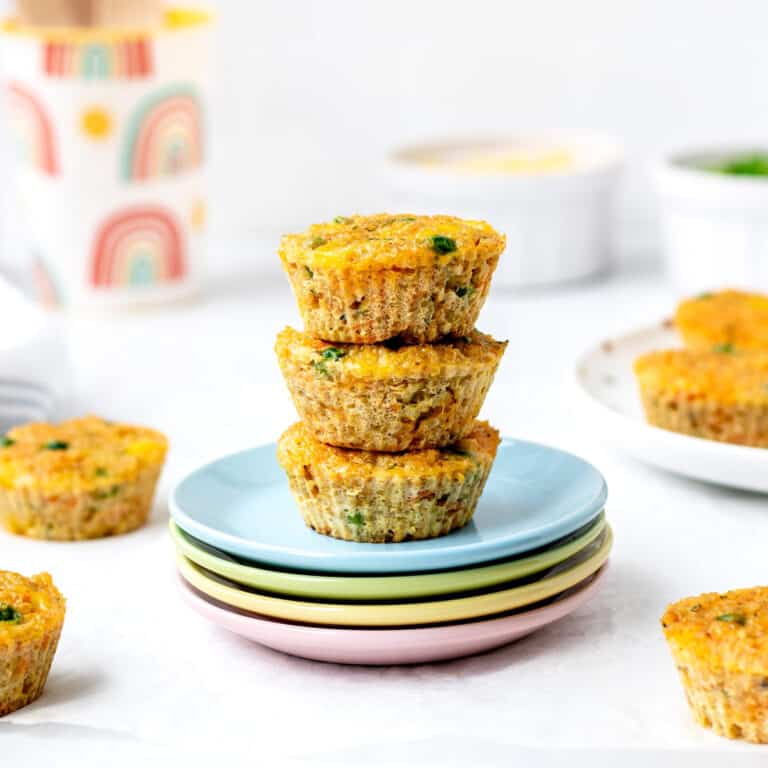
[573,320,768,493]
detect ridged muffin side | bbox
[0,571,65,717]
[279,214,505,343]
[676,290,768,352]
[275,327,507,451]
[662,587,768,743]
[634,349,768,447]
[0,416,168,540]
[277,420,500,543]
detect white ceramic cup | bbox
[656,147,768,296]
[1,8,212,309]
[387,136,623,288]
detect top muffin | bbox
[279,213,505,343]
[676,290,768,352]
[280,214,505,271]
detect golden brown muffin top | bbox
[275,327,507,380]
[277,420,500,480]
[0,415,167,493]
[634,349,768,405]
[662,587,768,675]
[0,570,65,645]
[676,290,768,352]
[278,213,506,271]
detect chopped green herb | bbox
[447,446,471,457]
[0,603,21,623]
[430,235,457,254]
[312,361,331,379]
[43,441,69,451]
[321,347,346,361]
[399,216,417,222]
[304,266,314,279]
[91,485,120,500]
[690,604,702,613]
[346,512,364,527]
[333,216,352,224]
[0,436,14,447]
[94,467,108,477]
[310,237,327,249]
[713,342,735,354]
[697,292,714,300]
[716,154,768,177]
[454,285,475,298]
[716,613,747,625]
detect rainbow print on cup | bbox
[122,85,203,181]
[1,8,212,308]
[6,81,59,175]
[43,38,154,79]
[90,205,186,288]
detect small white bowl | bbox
[656,147,768,295]
[387,136,623,287]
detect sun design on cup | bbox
[80,107,113,140]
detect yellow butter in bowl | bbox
[439,147,575,175]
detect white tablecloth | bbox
[2,244,767,767]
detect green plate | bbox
[176,528,612,627]
[170,513,606,601]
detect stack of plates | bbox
[171,438,612,665]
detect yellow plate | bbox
[171,514,606,601]
[177,526,612,627]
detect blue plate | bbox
[169,439,608,574]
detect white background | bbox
[2,1,768,267]
[2,4,768,765]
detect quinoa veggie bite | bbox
[279,214,506,344]
[634,349,768,447]
[676,289,768,353]
[662,587,768,743]
[275,327,507,451]
[277,420,500,543]
[0,570,65,717]
[0,416,168,540]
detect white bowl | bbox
[656,147,768,295]
[387,136,623,287]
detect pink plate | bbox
[179,563,608,665]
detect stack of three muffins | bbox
[274,214,508,543]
